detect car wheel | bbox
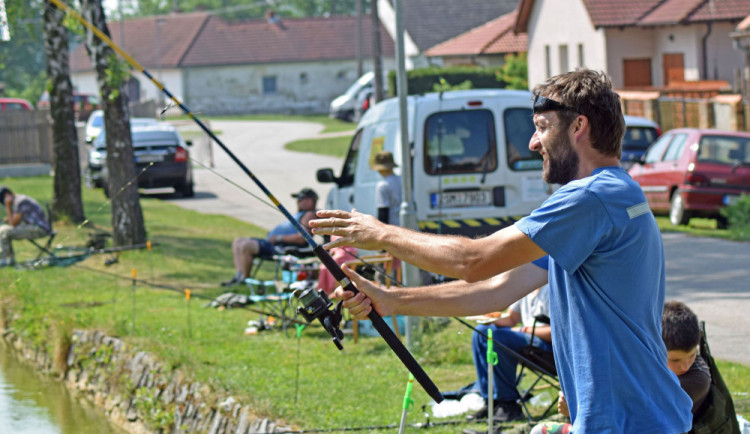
[176,177,194,198]
[669,192,691,226]
[102,182,110,198]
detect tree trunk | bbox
[81,0,146,246]
[43,0,85,224]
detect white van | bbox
[317,89,551,238]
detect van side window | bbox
[339,129,363,187]
[504,108,540,170]
[424,109,497,175]
[644,134,673,164]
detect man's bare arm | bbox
[335,261,549,319]
[311,210,546,282]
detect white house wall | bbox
[72,68,183,103]
[605,28,656,87]
[702,22,744,83]
[654,26,702,83]
[526,0,607,89]
[607,23,743,87]
[182,59,395,115]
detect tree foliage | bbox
[0,0,47,104]
[496,53,528,90]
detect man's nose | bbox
[529,131,541,152]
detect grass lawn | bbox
[1,176,748,431]
[285,133,354,159]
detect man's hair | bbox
[662,300,700,352]
[532,69,625,159]
[0,186,11,205]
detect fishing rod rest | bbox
[294,286,345,350]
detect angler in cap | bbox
[372,151,402,226]
[222,188,318,286]
[311,69,692,433]
[0,186,52,267]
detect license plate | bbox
[431,190,492,208]
[723,195,739,206]
[135,154,164,163]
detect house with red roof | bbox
[514,0,750,90]
[71,12,395,115]
[424,9,527,67]
[70,2,526,115]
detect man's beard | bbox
[543,135,579,185]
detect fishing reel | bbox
[294,287,344,350]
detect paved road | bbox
[663,233,750,365]
[169,120,343,231]
[167,120,750,365]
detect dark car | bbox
[88,124,194,197]
[621,115,661,170]
[628,128,750,227]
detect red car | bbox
[0,97,32,111]
[628,128,750,228]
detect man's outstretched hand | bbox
[310,209,389,251]
[331,264,393,319]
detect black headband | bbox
[533,94,579,114]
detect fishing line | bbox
[48,0,443,403]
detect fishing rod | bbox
[48,0,443,403]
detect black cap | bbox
[291,188,318,201]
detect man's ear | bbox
[572,115,588,141]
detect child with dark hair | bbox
[662,300,712,414]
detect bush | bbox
[720,195,750,240]
[387,66,506,96]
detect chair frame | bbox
[26,203,57,262]
[514,315,560,422]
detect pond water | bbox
[0,344,122,434]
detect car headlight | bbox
[89,149,106,166]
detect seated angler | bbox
[221,188,318,286]
[0,186,52,267]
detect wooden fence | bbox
[620,91,748,132]
[0,110,53,166]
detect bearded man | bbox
[309,69,692,433]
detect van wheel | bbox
[669,193,691,226]
[102,182,110,199]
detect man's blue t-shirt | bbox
[515,167,692,433]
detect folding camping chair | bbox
[690,321,741,434]
[243,245,320,335]
[26,203,57,262]
[513,314,560,421]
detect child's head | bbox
[662,300,700,376]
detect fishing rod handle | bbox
[313,246,444,403]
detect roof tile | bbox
[70,12,209,72]
[180,15,394,67]
[425,11,526,57]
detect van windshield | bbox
[424,109,497,175]
[504,108,542,170]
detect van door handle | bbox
[349,194,354,203]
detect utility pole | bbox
[356,0,363,78]
[371,0,384,102]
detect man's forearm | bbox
[384,262,547,317]
[379,225,544,282]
